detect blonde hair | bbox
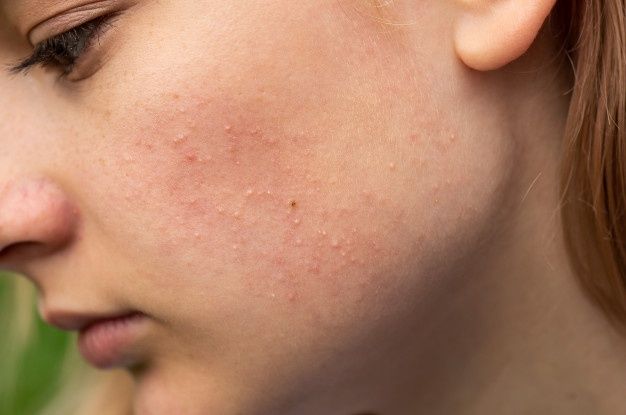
[2,1,626,413]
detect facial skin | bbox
[2,1,625,414]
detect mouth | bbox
[77,311,149,369]
[42,308,149,369]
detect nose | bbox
[0,177,80,270]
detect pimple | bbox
[133,138,153,151]
[173,132,188,146]
[389,162,396,170]
[407,132,421,143]
[185,153,198,162]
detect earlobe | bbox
[453,0,557,71]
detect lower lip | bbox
[78,312,147,369]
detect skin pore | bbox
[1,1,625,414]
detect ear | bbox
[454,0,558,71]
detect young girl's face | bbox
[1,1,517,413]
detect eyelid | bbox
[28,0,132,45]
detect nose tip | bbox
[0,178,79,266]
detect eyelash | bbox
[9,12,120,77]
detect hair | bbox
[555,0,626,332]
[1,1,625,414]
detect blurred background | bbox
[0,272,73,415]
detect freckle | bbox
[289,200,297,208]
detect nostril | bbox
[0,241,45,260]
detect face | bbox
[0,1,517,414]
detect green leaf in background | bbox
[0,275,72,415]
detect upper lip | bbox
[42,308,141,332]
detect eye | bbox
[9,12,120,79]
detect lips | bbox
[43,308,149,369]
[77,312,148,368]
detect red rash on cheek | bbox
[114,86,412,317]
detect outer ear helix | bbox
[453,0,557,71]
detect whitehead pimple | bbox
[173,132,189,146]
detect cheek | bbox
[117,86,415,308]
[81,0,513,330]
